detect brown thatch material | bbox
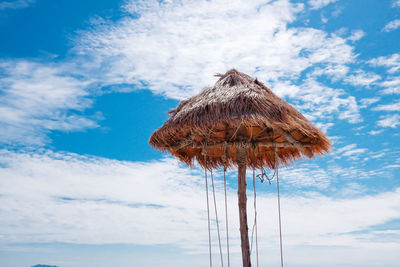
[150,69,330,169]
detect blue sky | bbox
[0,0,400,266]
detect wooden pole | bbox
[237,146,251,267]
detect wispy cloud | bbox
[343,70,381,86]
[334,144,367,159]
[310,64,349,81]
[368,129,383,135]
[0,0,366,146]
[81,0,353,100]
[0,149,399,266]
[360,97,380,108]
[273,78,362,125]
[368,53,400,74]
[379,76,400,94]
[308,0,338,10]
[382,19,400,32]
[0,0,394,147]
[0,60,98,146]
[348,29,365,42]
[372,100,400,111]
[0,1,399,266]
[280,163,331,189]
[377,114,400,128]
[368,53,400,94]
[0,0,35,11]
[0,149,206,246]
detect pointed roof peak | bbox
[213,69,259,89]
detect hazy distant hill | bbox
[31,265,59,267]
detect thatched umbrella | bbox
[150,69,330,267]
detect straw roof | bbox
[150,69,330,169]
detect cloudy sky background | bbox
[0,0,400,266]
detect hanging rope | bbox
[252,168,260,267]
[249,146,259,267]
[275,147,284,267]
[210,169,224,267]
[223,167,231,267]
[203,151,212,267]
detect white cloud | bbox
[326,161,387,180]
[0,150,207,246]
[310,64,349,81]
[383,19,400,32]
[0,60,98,146]
[0,0,364,146]
[72,0,365,132]
[372,100,400,111]
[377,114,400,128]
[314,121,334,132]
[331,4,344,17]
[0,1,399,265]
[368,53,400,74]
[277,79,362,124]
[393,0,400,7]
[321,14,328,23]
[348,29,365,42]
[0,0,34,10]
[359,97,380,108]
[337,182,366,197]
[334,144,367,158]
[280,163,331,189]
[368,129,383,135]
[369,150,387,158]
[343,70,381,86]
[0,149,400,267]
[308,0,338,10]
[379,76,400,94]
[384,164,400,169]
[368,54,400,93]
[78,0,355,100]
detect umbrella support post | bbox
[237,146,251,267]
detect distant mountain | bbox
[31,265,59,267]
